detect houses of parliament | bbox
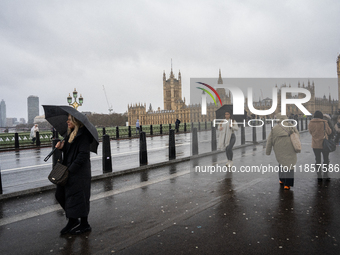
[128,54,340,125]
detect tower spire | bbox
[170,58,174,78]
[218,69,223,84]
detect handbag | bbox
[279,124,301,153]
[323,122,336,153]
[48,162,69,185]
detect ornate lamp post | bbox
[67,88,83,109]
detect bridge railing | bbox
[0,122,208,149]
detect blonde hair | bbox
[67,115,84,143]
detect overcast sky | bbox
[1,0,340,120]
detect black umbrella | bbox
[43,105,99,161]
[216,104,247,123]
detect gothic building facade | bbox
[128,55,340,125]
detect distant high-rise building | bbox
[27,96,39,124]
[0,99,6,127]
[6,118,17,127]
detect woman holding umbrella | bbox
[55,114,93,235]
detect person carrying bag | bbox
[308,110,332,181]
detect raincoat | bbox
[308,118,331,149]
[217,119,238,150]
[55,127,92,219]
[266,115,299,168]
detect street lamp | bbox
[67,88,83,109]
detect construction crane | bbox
[102,85,113,113]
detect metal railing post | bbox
[192,128,198,155]
[169,129,176,160]
[102,134,112,173]
[139,132,148,165]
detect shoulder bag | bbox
[323,122,336,153]
[48,161,69,185]
[279,124,301,153]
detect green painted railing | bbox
[0,122,213,149]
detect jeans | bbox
[226,133,236,160]
[278,165,294,186]
[313,148,330,178]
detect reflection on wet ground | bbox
[1,131,340,254]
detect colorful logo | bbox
[196,82,222,106]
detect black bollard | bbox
[52,138,62,167]
[198,122,201,131]
[192,127,198,155]
[0,163,3,194]
[102,134,112,173]
[184,123,187,132]
[15,133,19,149]
[262,118,266,140]
[160,124,163,135]
[252,125,257,143]
[103,127,106,135]
[241,125,245,145]
[140,125,143,132]
[300,118,304,131]
[116,126,119,139]
[36,131,40,146]
[150,125,153,135]
[169,129,176,160]
[139,132,148,165]
[169,124,171,133]
[211,126,217,151]
[128,126,131,137]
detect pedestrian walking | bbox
[136,119,140,134]
[55,114,93,235]
[334,115,340,145]
[175,118,181,133]
[323,114,335,140]
[217,110,238,167]
[266,114,299,190]
[30,124,39,144]
[309,110,332,181]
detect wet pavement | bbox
[0,127,271,194]
[1,131,340,254]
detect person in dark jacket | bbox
[55,114,92,235]
[335,115,340,144]
[323,114,335,140]
[308,110,332,181]
[175,118,181,133]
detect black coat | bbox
[55,127,92,219]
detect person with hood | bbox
[30,124,39,144]
[55,114,93,235]
[266,114,299,190]
[308,110,332,181]
[217,110,238,167]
